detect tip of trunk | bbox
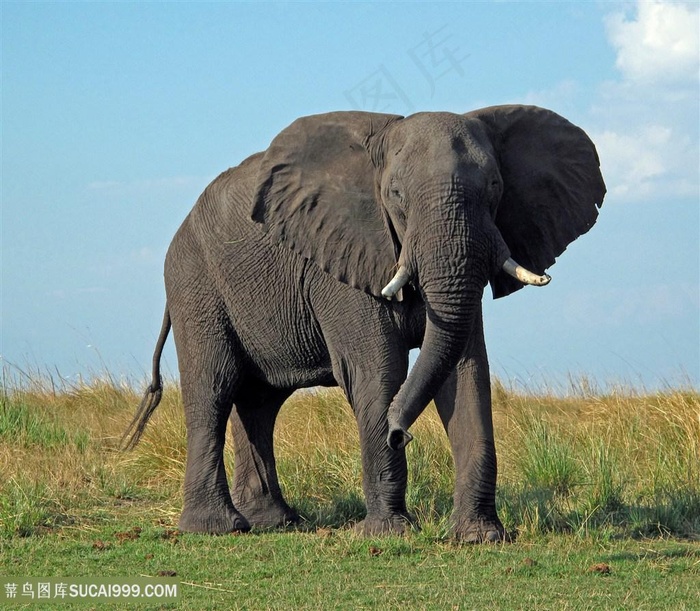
[387,427,414,451]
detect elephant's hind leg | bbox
[229,384,299,529]
[173,317,250,534]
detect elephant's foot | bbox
[354,512,415,536]
[451,515,510,544]
[179,504,250,534]
[235,497,300,530]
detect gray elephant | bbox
[124,105,605,542]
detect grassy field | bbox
[0,371,698,609]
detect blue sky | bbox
[3,1,699,390]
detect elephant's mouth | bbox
[381,257,550,299]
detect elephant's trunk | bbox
[386,288,483,450]
[386,196,510,450]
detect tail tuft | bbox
[121,382,163,450]
[121,306,171,451]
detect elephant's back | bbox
[197,151,265,232]
[166,153,335,388]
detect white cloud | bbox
[593,123,697,201]
[86,180,122,191]
[47,287,107,300]
[86,176,207,194]
[89,247,162,279]
[605,0,699,85]
[520,2,698,204]
[594,127,666,199]
[592,0,699,204]
[521,79,581,117]
[129,247,158,265]
[563,283,699,328]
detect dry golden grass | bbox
[1,372,698,539]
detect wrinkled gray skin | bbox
[125,106,605,542]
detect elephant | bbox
[123,105,605,542]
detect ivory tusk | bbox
[381,266,410,299]
[502,258,551,286]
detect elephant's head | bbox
[252,106,605,449]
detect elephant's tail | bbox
[121,306,171,451]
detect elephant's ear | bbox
[252,111,403,298]
[466,105,606,298]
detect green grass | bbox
[0,372,698,608]
[0,399,89,451]
[3,527,699,609]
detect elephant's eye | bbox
[389,180,404,201]
[489,178,503,199]
[488,178,503,217]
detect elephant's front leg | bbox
[433,311,506,543]
[339,358,411,535]
[355,390,413,534]
[318,287,411,534]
